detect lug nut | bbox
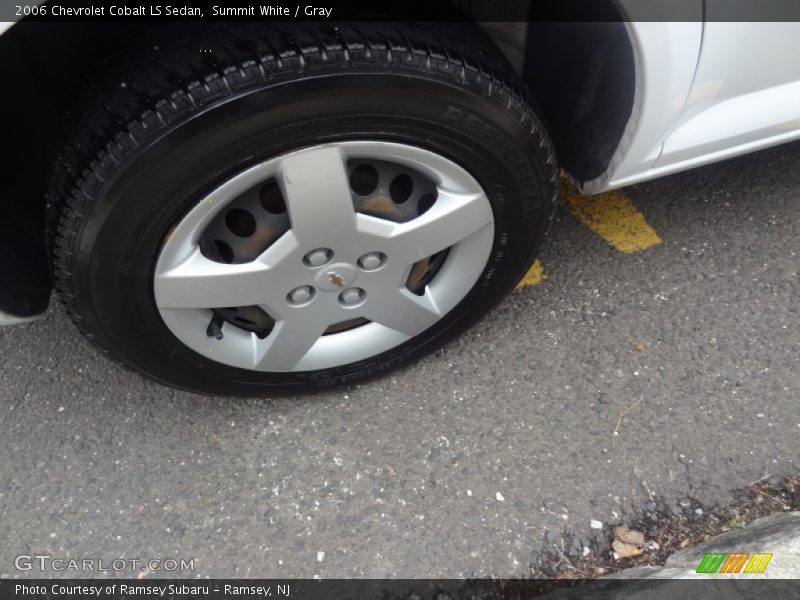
[287,285,314,306]
[339,287,365,307]
[303,248,333,267]
[357,251,386,271]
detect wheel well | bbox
[472,2,637,184]
[522,19,636,184]
[0,14,635,316]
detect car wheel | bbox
[50,23,557,395]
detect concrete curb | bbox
[607,512,800,579]
[538,514,800,599]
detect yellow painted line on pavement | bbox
[516,259,546,289]
[514,179,660,289]
[562,179,662,253]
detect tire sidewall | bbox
[70,73,553,394]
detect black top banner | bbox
[5,0,800,23]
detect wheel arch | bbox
[0,10,638,317]
[520,21,637,187]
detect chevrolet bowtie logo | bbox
[328,272,345,288]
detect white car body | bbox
[590,20,800,192]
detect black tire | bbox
[50,22,557,396]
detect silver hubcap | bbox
[154,141,494,372]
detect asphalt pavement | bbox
[1,142,798,579]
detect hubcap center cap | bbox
[314,262,357,292]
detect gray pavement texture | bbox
[1,142,799,579]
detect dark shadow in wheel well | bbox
[522,18,636,185]
[0,22,168,316]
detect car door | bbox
[655,21,800,168]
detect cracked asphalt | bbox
[1,142,798,579]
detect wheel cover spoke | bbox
[278,146,357,243]
[155,248,271,309]
[356,189,493,264]
[154,233,299,314]
[360,287,442,336]
[253,314,330,371]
